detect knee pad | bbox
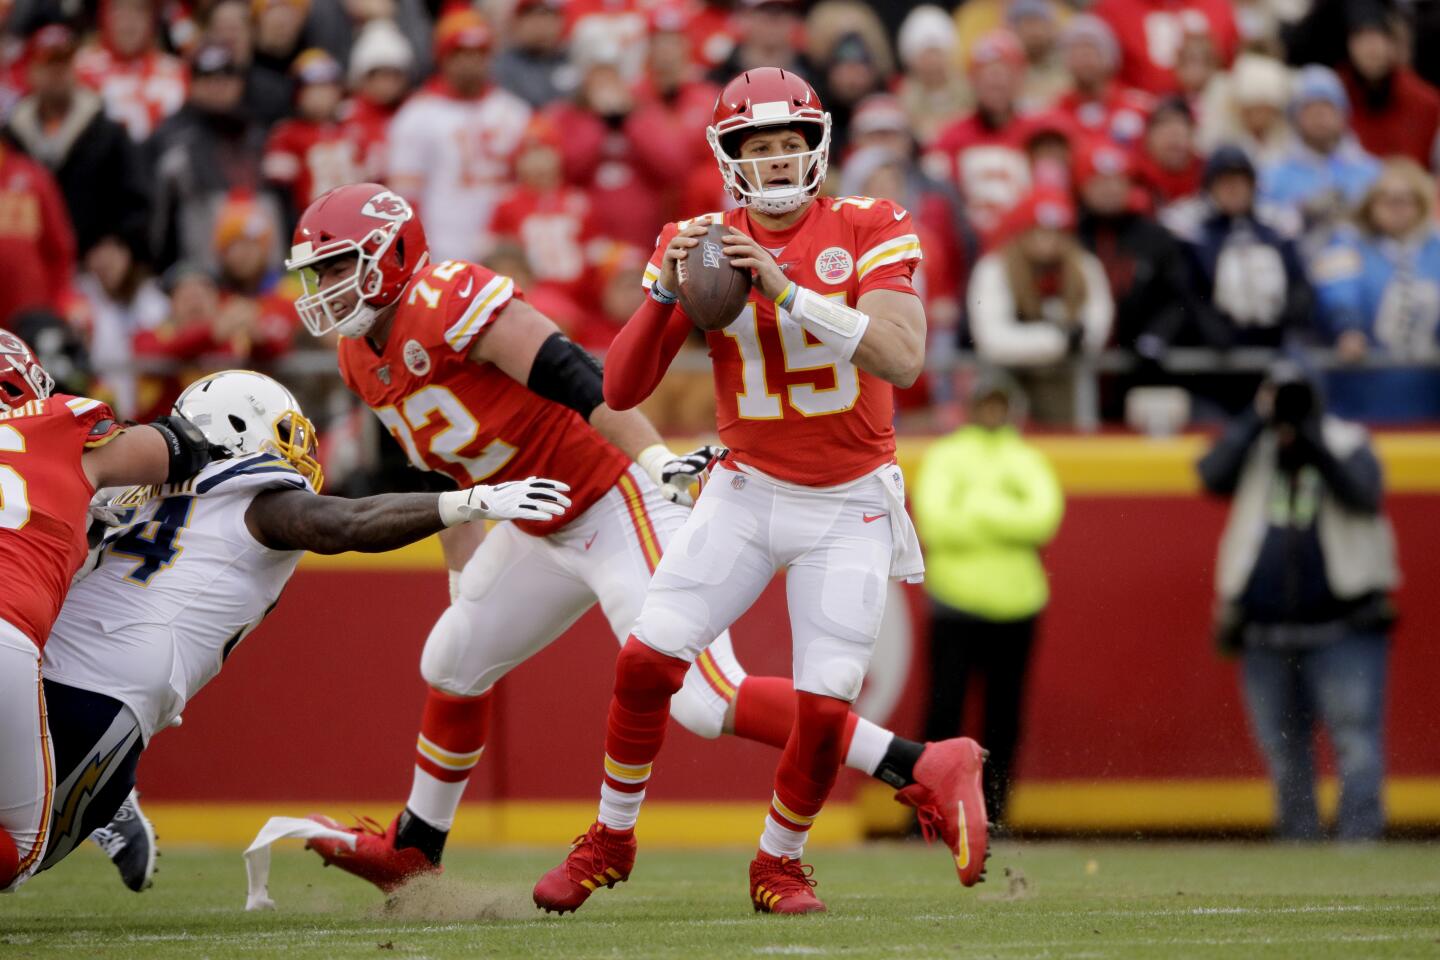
[615,637,690,699]
[669,679,724,740]
[419,605,489,696]
[632,587,715,663]
[794,635,871,702]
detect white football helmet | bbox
[174,371,324,491]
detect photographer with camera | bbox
[1198,362,1399,841]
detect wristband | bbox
[790,286,871,361]
[636,443,675,488]
[773,281,797,309]
[650,280,679,305]
[438,488,471,527]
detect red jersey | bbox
[925,113,1032,245]
[74,45,188,141]
[1342,66,1440,169]
[0,394,122,647]
[0,148,75,328]
[642,197,921,486]
[490,184,598,288]
[1092,0,1238,95]
[1052,84,1154,148]
[337,260,629,536]
[339,94,398,181]
[262,118,366,213]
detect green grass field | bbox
[4,841,1439,959]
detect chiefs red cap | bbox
[1073,139,1134,187]
[434,8,492,59]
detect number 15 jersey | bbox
[643,196,923,487]
[337,260,630,535]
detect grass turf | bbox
[3,841,1439,959]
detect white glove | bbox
[636,443,726,507]
[438,477,571,525]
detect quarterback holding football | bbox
[535,68,989,916]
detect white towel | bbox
[243,816,357,911]
[874,464,925,583]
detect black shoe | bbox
[90,790,157,892]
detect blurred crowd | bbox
[4,0,1440,462]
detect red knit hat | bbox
[1073,139,1134,188]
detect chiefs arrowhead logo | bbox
[362,191,411,222]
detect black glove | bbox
[149,413,227,483]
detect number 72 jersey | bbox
[337,259,630,534]
[644,196,923,487]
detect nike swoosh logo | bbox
[585,531,598,550]
[862,513,888,524]
[893,209,906,221]
[457,275,475,298]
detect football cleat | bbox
[303,813,440,893]
[749,851,826,914]
[90,789,158,892]
[895,737,991,887]
[532,822,636,914]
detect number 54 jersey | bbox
[336,259,630,535]
[43,454,313,742]
[643,196,923,487]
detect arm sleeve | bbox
[605,223,693,410]
[854,199,923,298]
[966,255,1069,365]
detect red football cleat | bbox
[532,822,636,914]
[895,737,990,887]
[304,814,440,893]
[749,851,826,914]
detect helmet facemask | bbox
[291,243,382,339]
[708,116,831,215]
[0,333,55,413]
[269,409,324,492]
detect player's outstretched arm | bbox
[246,480,571,554]
[82,415,218,489]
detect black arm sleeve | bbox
[527,332,606,420]
[148,414,218,484]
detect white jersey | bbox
[387,84,531,263]
[42,453,310,742]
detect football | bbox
[676,223,752,331]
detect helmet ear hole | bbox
[228,414,247,434]
[395,237,406,267]
[0,382,22,399]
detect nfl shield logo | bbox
[731,475,746,490]
[376,364,391,385]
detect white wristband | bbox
[437,489,470,527]
[790,286,870,361]
[636,443,675,488]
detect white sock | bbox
[598,783,645,831]
[844,717,894,777]
[406,768,467,831]
[759,813,809,859]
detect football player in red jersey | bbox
[286,181,981,896]
[533,68,990,917]
[0,331,217,891]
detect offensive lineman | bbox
[0,332,217,892]
[534,68,988,916]
[285,183,983,893]
[36,370,568,889]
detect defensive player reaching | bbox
[534,68,989,916]
[285,183,985,894]
[0,332,217,892]
[36,370,567,891]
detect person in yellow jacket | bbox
[912,372,1063,825]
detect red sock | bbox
[734,677,860,759]
[414,687,492,784]
[770,693,852,830]
[0,829,17,889]
[600,637,690,803]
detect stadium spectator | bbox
[1259,66,1380,246]
[262,48,363,226]
[1133,96,1204,209]
[1091,0,1238,96]
[202,0,254,64]
[1311,159,1440,422]
[4,24,151,265]
[926,30,1033,246]
[492,0,572,109]
[544,42,683,250]
[74,0,189,141]
[1339,10,1440,170]
[567,0,651,82]
[340,18,413,181]
[1006,0,1069,110]
[146,42,273,272]
[246,0,310,128]
[209,195,297,360]
[913,371,1063,826]
[708,0,811,86]
[894,4,967,145]
[1173,21,1221,106]
[570,240,645,354]
[130,261,221,418]
[0,140,74,328]
[301,0,431,87]
[1196,52,1290,163]
[1051,14,1151,149]
[489,115,595,323]
[811,31,885,157]
[1199,363,1398,841]
[1074,140,1197,363]
[967,186,1113,422]
[387,9,530,262]
[75,234,167,418]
